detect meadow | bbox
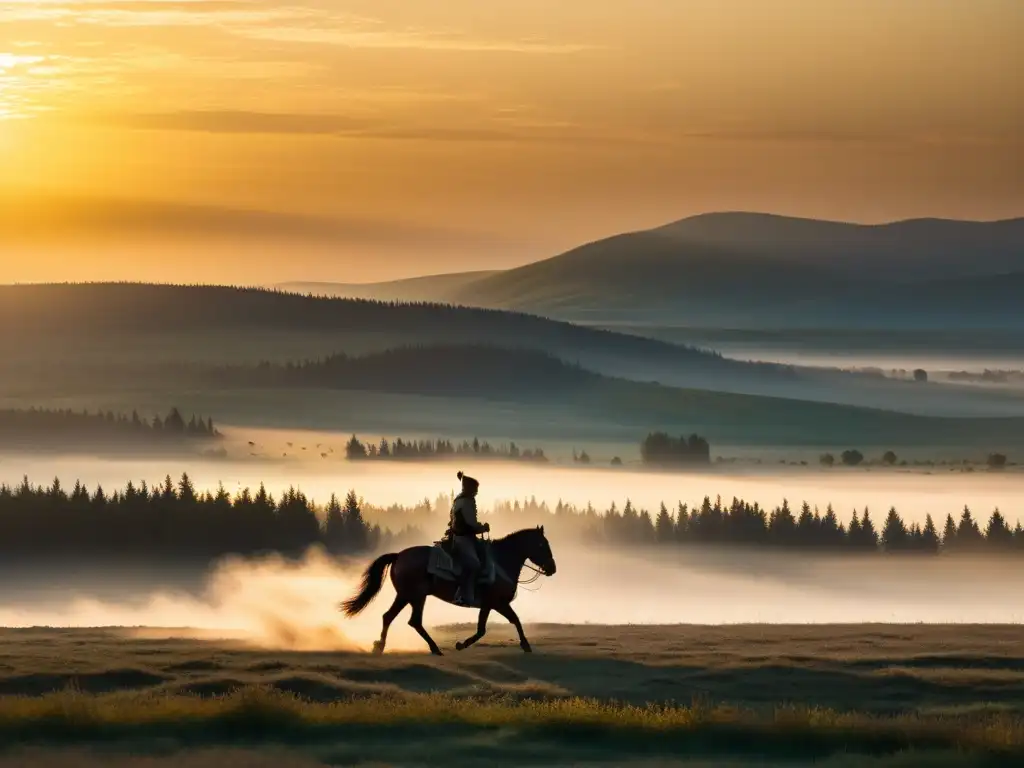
[0,625,1022,766]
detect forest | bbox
[220,344,599,398]
[344,434,549,462]
[0,475,379,563]
[1,477,1022,564]
[0,407,220,446]
[640,432,711,465]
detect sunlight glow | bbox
[0,52,44,120]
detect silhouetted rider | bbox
[446,471,489,606]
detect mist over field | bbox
[3,533,1024,655]
[4,439,1023,529]
[3,442,1024,641]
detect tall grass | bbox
[0,686,1022,760]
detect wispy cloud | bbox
[0,1,596,121]
[1,1,595,52]
[0,190,514,250]
[100,108,645,147]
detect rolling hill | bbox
[277,213,1024,330]
[277,270,499,303]
[3,283,1024,419]
[165,344,1024,449]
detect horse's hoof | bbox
[455,641,465,651]
[432,650,444,657]
[521,643,533,654]
[372,641,384,655]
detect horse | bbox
[340,526,556,655]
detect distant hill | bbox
[5,283,1023,419]
[203,344,1024,450]
[281,213,1024,330]
[452,214,1024,328]
[0,282,785,387]
[276,270,499,303]
[650,213,1024,279]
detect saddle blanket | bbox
[428,544,498,585]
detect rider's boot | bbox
[456,571,476,607]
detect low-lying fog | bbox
[1,546,1022,652]
[4,432,1022,529]
[715,348,1024,374]
[2,427,1023,639]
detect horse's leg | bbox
[455,605,490,651]
[408,595,443,656]
[495,603,532,653]
[373,594,408,655]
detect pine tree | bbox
[881,507,908,552]
[324,494,345,552]
[655,503,674,543]
[178,473,197,503]
[860,508,878,550]
[638,509,656,542]
[986,508,1013,548]
[847,509,861,548]
[821,503,843,547]
[797,501,816,545]
[345,435,367,460]
[343,490,369,552]
[942,513,958,550]
[957,506,982,548]
[769,499,797,545]
[675,503,689,542]
[921,514,940,553]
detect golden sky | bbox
[1,0,1022,283]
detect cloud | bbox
[101,108,628,145]
[240,24,598,54]
[1,2,595,53]
[0,191,512,249]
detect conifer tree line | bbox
[2,476,1021,563]
[573,496,1024,553]
[0,407,220,440]
[0,475,379,562]
[367,494,1024,556]
[344,435,548,463]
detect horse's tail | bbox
[340,552,398,617]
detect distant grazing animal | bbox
[340,526,556,655]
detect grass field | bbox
[0,625,1022,766]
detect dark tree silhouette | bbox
[640,432,711,466]
[841,449,865,467]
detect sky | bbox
[1,0,1022,283]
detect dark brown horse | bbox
[340,526,556,655]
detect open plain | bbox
[0,624,1022,766]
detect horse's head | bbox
[524,525,556,576]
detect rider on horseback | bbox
[446,471,490,606]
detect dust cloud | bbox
[0,548,426,652]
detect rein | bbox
[517,563,545,591]
[488,531,549,591]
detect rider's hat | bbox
[457,470,479,493]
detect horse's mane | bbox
[494,526,543,547]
